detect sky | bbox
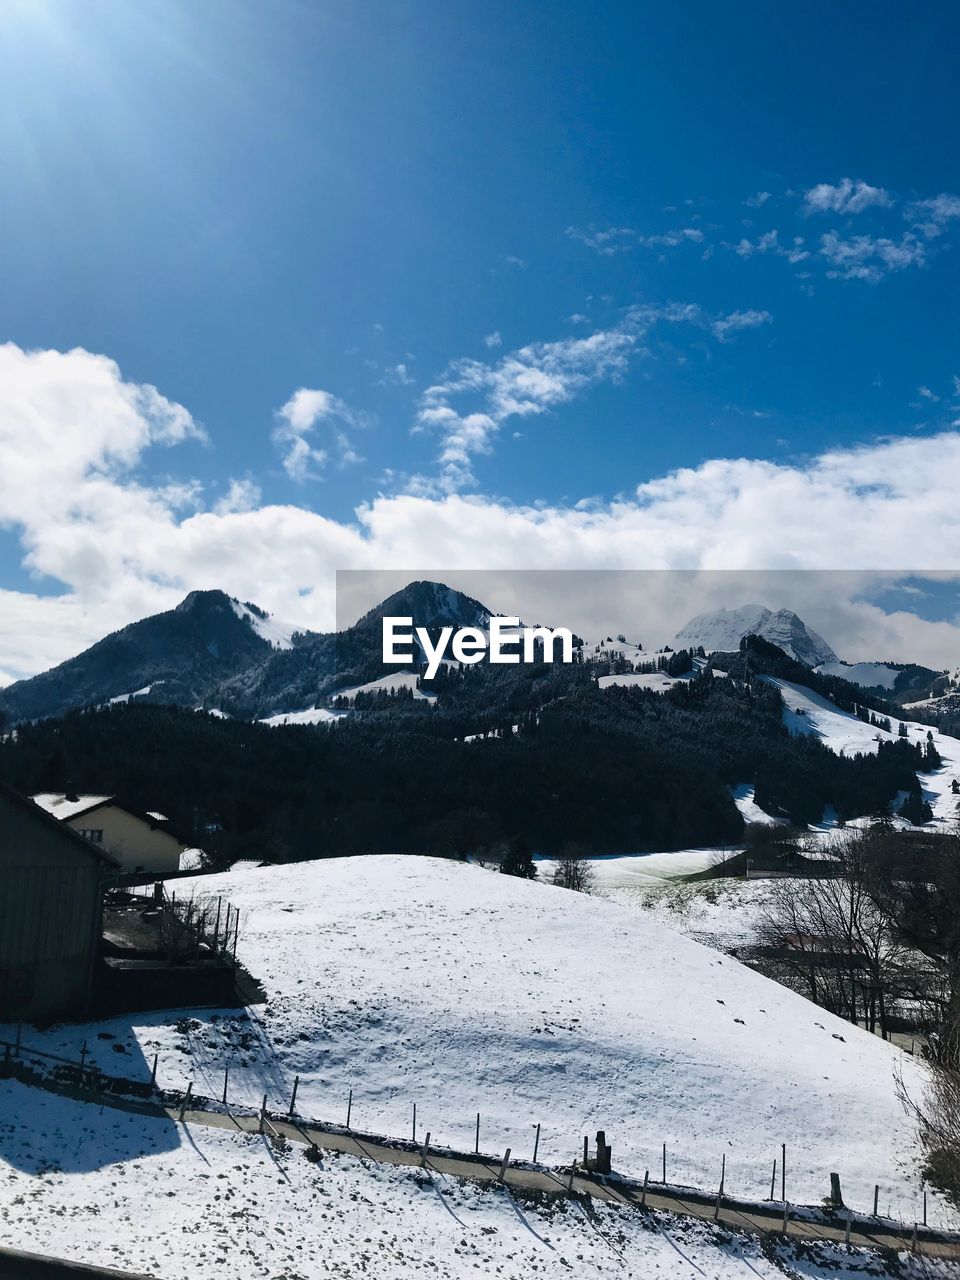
[2,0,960,681]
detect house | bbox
[0,782,119,1022]
[31,792,186,875]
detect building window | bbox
[78,828,104,844]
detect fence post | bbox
[533,1123,541,1164]
[770,1159,777,1201]
[782,1203,790,1235]
[178,1080,193,1121]
[844,1211,852,1245]
[911,1222,918,1253]
[662,1141,667,1184]
[213,897,223,952]
[259,1093,267,1134]
[567,1163,576,1192]
[498,1148,511,1183]
[222,1066,229,1106]
[641,1169,649,1207]
[873,1184,879,1217]
[923,1189,927,1226]
[232,913,240,961]
[346,1088,352,1130]
[412,1102,417,1143]
[150,1054,158,1088]
[714,1153,725,1221]
[421,1132,431,1168]
[583,1135,589,1167]
[475,1112,480,1155]
[289,1075,299,1117]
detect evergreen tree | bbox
[500,834,536,879]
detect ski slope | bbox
[5,856,948,1228]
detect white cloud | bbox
[8,344,960,679]
[483,332,502,349]
[803,179,892,216]
[906,193,960,238]
[566,225,704,255]
[378,363,414,386]
[272,388,366,482]
[744,191,772,208]
[413,305,772,490]
[709,309,773,342]
[918,386,940,403]
[819,230,926,282]
[729,230,809,264]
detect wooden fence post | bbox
[770,1159,777,1201]
[232,913,239,961]
[288,1075,299,1117]
[662,1141,667,1184]
[475,1112,480,1155]
[213,897,222,952]
[781,1143,786,1202]
[259,1092,267,1134]
[498,1148,511,1183]
[532,1123,541,1164]
[412,1102,417,1143]
[641,1169,649,1207]
[421,1133,431,1168]
[714,1153,725,1221]
[583,1135,589,1167]
[150,1054,158,1088]
[567,1163,576,1192]
[346,1088,352,1130]
[178,1081,193,1121]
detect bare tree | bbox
[551,846,595,893]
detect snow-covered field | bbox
[0,1082,936,1280]
[3,856,948,1230]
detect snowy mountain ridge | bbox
[674,604,838,666]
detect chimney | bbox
[64,780,79,803]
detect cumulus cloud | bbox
[6,343,960,680]
[272,388,366,482]
[803,179,892,216]
[483,332,502,349]
[709,309,773,342]
[729,229,809,264]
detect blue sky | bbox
[2,0,960,676]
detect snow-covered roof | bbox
[31,792,114,821]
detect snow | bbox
[0,1082,931,1280]
[30,792,113,821]
[5,855,947,1229]
[259,706,345,727]
[178,848,205,871]
[229,598,298,649]
[769,678,960,829]
[107,684,154,704]
[598,671,678,692]
[334,671,437,702]
[675,606,837,666]
[731,784,784,826]
[815,662,900,690]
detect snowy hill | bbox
[675,605,838,666]
[9,855,945,1227]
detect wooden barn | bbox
[0,781,119,1023]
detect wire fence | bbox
[0,1027,953,1249]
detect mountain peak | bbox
[674,604,838,667]
[357,580,492,631]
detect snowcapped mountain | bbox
[0,590,295,723]
[674,605,838,667]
